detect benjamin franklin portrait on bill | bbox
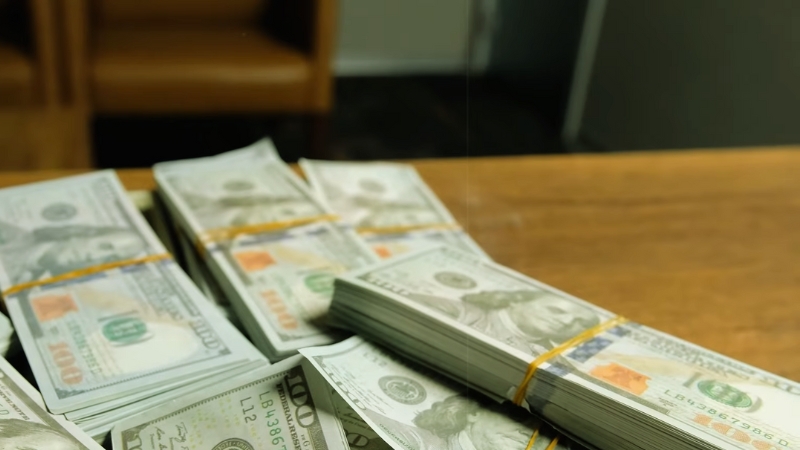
[0,220,146,284]
[0,418,84,450]
[177,182,320,228]
[365,394,563,450]
[408,284,600,356]
[320,176,442,229]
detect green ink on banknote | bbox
[102,317,150,346]
[697,380,754,408]
[304,273,335,296]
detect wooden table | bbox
[1,147,799,382]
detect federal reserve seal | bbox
[212,438,255,450]
[379,376,426,405]
[41,203,77,221]
[434,271,477,290]
[102,317,151,346]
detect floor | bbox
[95,76,566,167]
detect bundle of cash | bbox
[0,171,264,441]
[111,332,583,450]
[299,159,488,259]
[303,336,585,450]
[330,246,800,450]
[0,310,14,355]
[155,139,379,361]
[112,355,349,450]
[0,356,103,449]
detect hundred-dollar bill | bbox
[298,159,456,230]
[299,159,488,259]
[74,360,267,440]
[0,356,103,449]
[156,141,379,360]
[0,171,162,288]
[157,139,330,234]
[112,355,349,450]
[126,190,154,216]
[0,171,259,414]
[302,337,576,450]
[330,388,580,450]
[209,222,377,350]
[332,246,800,450]
[331,391,391,450]
[0,311,13,356]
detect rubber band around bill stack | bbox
[512,315,629,406]
[194,214,339,255]
[525,427,540,450]
[1,253,173,300]
[523,425,562,450]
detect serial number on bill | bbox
[663,389,791,448]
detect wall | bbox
[333,0,589,132]
[488,0,588,127]
[334,0,475,75]
[577,0,800,150]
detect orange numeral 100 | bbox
[48,342,83,385]
[262,291,299,330]
[693,414,788,449]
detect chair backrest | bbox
[92,0,267,28]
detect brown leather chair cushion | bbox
[0,43,34,106]
[94,0,267,27]
[90,28,313,113]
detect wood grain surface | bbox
[0,148,798,381]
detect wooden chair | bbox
[0,0,58,106]
[0,0,90,169]
[61,0,337,157]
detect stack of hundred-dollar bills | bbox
[109,331,585,450]
[302,335,587,450]
[111,355,351,450]
[300,158,488,260]
[329,245,800,450]
[0,171,264,441]
[155,139,379,361]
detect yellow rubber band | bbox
[512,315,629,405]
[525,428,540,450]
[195,214,339,253]
[2,253,172,297]
[544,436,560,450]
[355,222,461,235]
